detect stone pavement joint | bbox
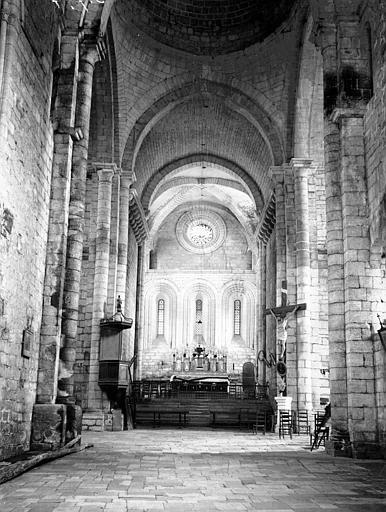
[0,430,385,512]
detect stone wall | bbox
[154,207,251,271]
[362,4,386,453]
[0,2,59,459]
[74,172,139,411]
[265,162,329,411]
[364,5,386,247]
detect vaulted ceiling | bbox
[121,0,297,55]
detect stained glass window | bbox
[234,300,241,335]
[157,299,165,335]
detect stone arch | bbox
[154,176,248,202]
[149,200,254,259]
[142,154,263,212]
[293,13,324,162]
[181,280,217,350]
[142,279,179,350]
[121,77,285,173]
[221,280,258,350]
[88,21,121,164]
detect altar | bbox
[171,375,229,393]
[172,344,228,374]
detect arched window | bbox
[234,300,241,335]
[157,299,165,336]
[195,299,203,335]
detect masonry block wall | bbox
[266,163,329,411]
[315,0,386,457]
[74,171,139,411]
[362,5,386,451]
[75,172,98,410]
[0,2,59,458]
[154,208,251,272]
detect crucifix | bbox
[265,281,306,390]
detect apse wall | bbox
[138,206,257,378]
[0,2,59,458]
[154,208,252,271]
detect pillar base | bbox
[30,404,67,451]
[325,439,353,458]
[82,409,124,432]
[30,404,83,451]
[82,409,105,432]
[66,404,83,444]
[326,438,386,459]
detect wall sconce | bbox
[377,314,386,351]
[320,368,330,376]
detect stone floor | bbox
[0,428,385,512]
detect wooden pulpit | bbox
[98,317,133,388]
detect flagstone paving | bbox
[0,429,385,512]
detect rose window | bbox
[176,209,226,254]
[187,222,214,247]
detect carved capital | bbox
[330,106,366,125]
[55,125,83,141]
[97,168,115,183]
[290,158,315,178]
[121,170,137,188]
[93,162,118,183]
[269,165,290,184]
[79,33,106,65]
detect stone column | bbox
[116,171,136,305]
[292,158,313,411]
[333,108,378,457]
[258,240,267,384]
[325,116,349,435]
[316,19,350,438]
[315,11,381,455]
[134,243,145,378]
[61,38,103,399]
[36,34,79,404]
[0,0,20,130]
[87,164,116,409]
[269,167,287,396]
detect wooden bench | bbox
[154,409,189,428]
[239,408,258,429]
[135,408,189,428]
[210,409,242,428]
